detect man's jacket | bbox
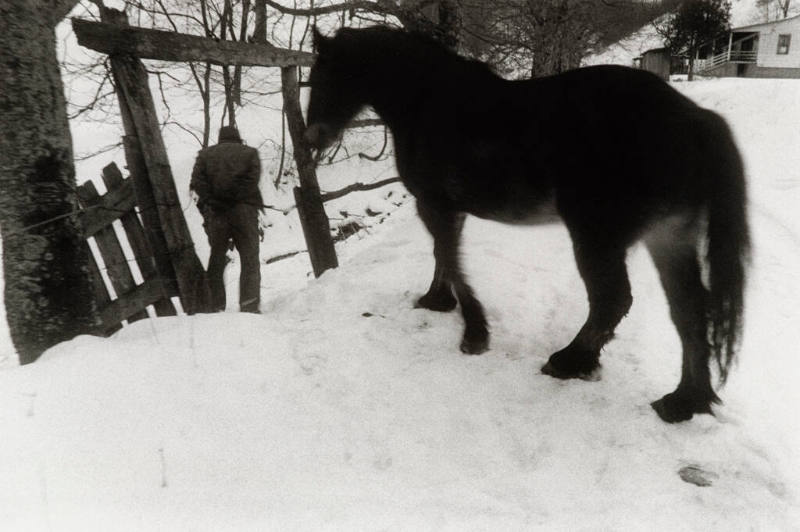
[190,140,263,210]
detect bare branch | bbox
[346,118,384,129]
[163,120,204,146]
[74,140,123,162]
[264,0,388,17]
[320,177,402,203]
[67,68,113,119]
[263,0,435,19]
[358,126,388,161]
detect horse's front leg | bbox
[542,234,632,379]
[414,202,462,312]
[415,201,489,354]
[415,256,458,312]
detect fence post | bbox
[120,135,180,299]
[727,32,733,62]
[281,65,338,277]
[102,7,210,313]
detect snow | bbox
[2,210,797,529]
[2,52,800,532]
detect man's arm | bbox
[247,148,261,187]
[236,148,262,201]
[190,151,209,206]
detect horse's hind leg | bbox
[416,201,489,354]
[415,205,462,312]
[542,238,632,380]
[645,219,719,422]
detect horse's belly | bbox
[470,195,560,226]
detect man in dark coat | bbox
[190,126,263,313]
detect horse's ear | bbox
[312,26,330,54]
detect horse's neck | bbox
[363,48,510,143]
[370,98,413,137]
[366,66,438,136]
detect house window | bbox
[777,34,791,55]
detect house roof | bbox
[641,47,668,55]
[732,13,800,32]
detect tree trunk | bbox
[0,1,98,364]
[233,0,251,106]
[202,62,212,147]
[436,0,462,49]
[782,0,791,18]
[222,65,237,127]
[220,0,237,126]
[253,0,267,43]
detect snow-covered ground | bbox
[2,73,800,530]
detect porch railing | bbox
[695,50,757,73]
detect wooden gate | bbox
[78,162,179,335]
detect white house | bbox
[695,14,800,78]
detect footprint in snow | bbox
[678,465,718,487]
[373,456,393,471]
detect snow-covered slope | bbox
[1,77,799,529]
[584,0,785,68]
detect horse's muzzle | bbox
[304,123,334,150]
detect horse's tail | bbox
[703,112,750,383]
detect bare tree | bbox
[263,0,457,44]
[757,0,794,20]
[455,0,682,78]
[66,0,278,152]
[493,0,597,77]
[0,0,99,364]
[262,1,682,78]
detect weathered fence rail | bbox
[78,162,178,335]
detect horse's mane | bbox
[333,26,497,84]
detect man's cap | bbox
[218,125,242,143]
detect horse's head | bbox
[305,27,368,150]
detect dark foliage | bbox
[657,0,732,79]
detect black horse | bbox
[304,26,749,423]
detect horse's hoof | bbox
[651,390,716,423]
[460,329,489,355]
[415,291,457,312]
[541,347,600,380]
[541,360,601,381]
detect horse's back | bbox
[382,44,738,235]
[502,66,739,235]
[533,68,722,177]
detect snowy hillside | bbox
[0,76,799,529]
[585,0,789,68]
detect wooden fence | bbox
[78,162,178,335]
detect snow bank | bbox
[1,206,797,529]
[1,74,799,529]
